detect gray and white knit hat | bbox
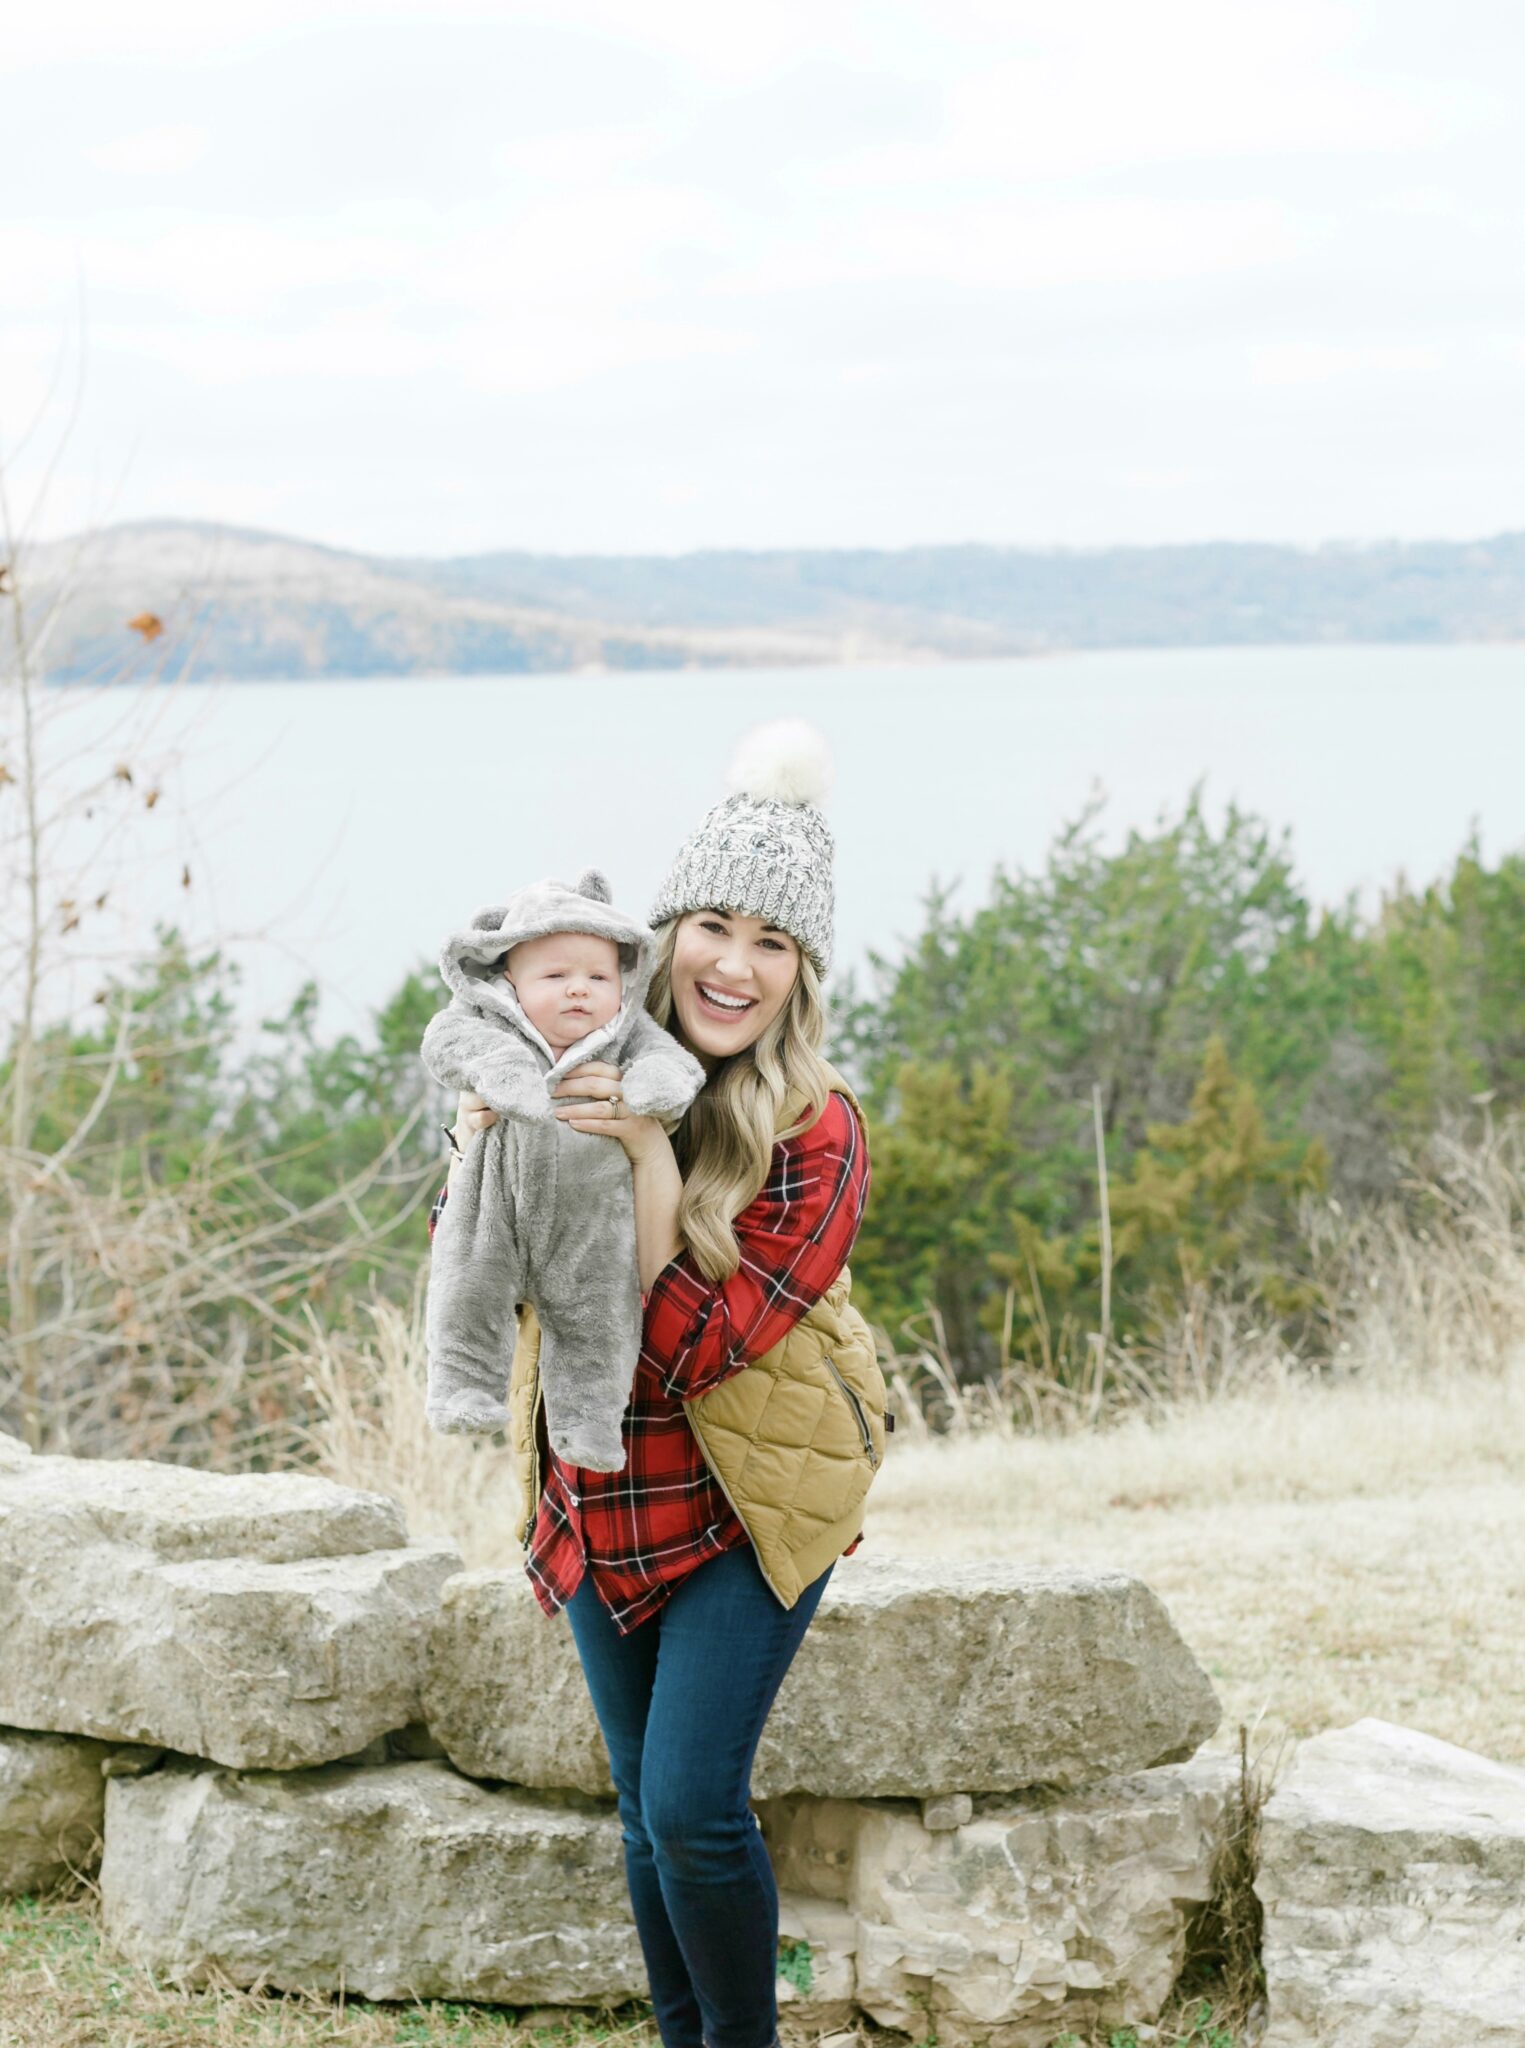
[649,720,836,976]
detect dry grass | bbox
[289,1288,525,1566]
[864,1364,1525,1764]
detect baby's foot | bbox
[551,1425,627,1474]
[427,1391,510,1435]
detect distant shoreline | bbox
[25,518,1525,683]
[39,637,1525,693]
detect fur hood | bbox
[422,866,705,1126]
[437,866,657,1084]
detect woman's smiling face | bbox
[669,907,800,1060]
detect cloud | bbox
[3,1,1524,552]
[84,124,210,177]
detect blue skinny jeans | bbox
[563,1543,834,2048]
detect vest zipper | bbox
[683,1410,790,1605]
[824,1355,880,1469]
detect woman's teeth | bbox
[698,983,755,1013]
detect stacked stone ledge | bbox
[0,1428,462,1897]
[9,1431,1525,2044]
[2,1420,1244,2043]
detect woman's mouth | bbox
[695,981,758,1020]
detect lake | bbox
[22,643,1522,1048]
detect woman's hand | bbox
[552,1061,668,1162]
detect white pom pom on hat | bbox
[648,717,838,975]
[726,718,835,809]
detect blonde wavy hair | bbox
[646,913,836,1281]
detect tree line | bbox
[3,792,1520,1453]
[836,791,1523,1374]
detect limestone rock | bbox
[424,1569,613,1795]
[0,1728,115,1895]
[426,1554,1220,1799]
[100,1756,646,2003]
[1258,1718,1525,2048]
[0,1451,460,1767]
[761,1758,1232,2047]
[0,1453,407,1560]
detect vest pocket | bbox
[824,1354,880,1469]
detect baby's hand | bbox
[456,1089,498,1137]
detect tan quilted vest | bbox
[504,1061,886,1607]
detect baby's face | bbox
[502,931,622,1050]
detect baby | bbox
[419,868,706,1471]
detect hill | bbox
[23,520,1525,680]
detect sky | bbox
[3,0,1523,557]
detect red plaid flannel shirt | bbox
[427,1089,870,1632]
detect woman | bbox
[427,722,886,2048]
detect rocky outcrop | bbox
[424,1556,1222,1799]
[0,1729,115,1895]
[13,1439,1525,2042]
[1257,1718,1525,2047]
[100,1756,646,2003]
[0,1454,461,1767]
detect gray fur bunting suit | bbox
[420,869,706,1471]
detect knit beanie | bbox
[649,720,836,976]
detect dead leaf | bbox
[127,612,164,641]
[113,763,133,785]
[180,862,192,889]
[144,787,161,808]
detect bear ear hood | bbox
[437,869,657,1039]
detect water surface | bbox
[27,643,1520,1045]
